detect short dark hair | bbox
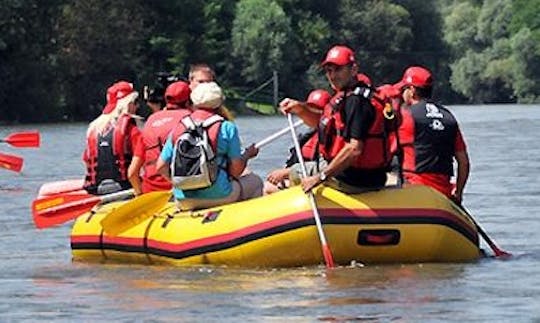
[415,86,433,99]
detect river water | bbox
[1,105,539,322]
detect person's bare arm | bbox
[279,98,321,128]
[128,156,144,195]
[228,144,259,178]
[156,157,171,181]
[453,150,470,203]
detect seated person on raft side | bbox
[280,45,392,194]
[128,80,193,196]
[155,81,264,211]
[264,89,331,195]
[83,81,141,195]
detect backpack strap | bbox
[180,115,196,131]
[201,114,224,128]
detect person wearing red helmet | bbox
[128,81,193,195]
[280,45,391,193]
[264,89,330,194]
[395,66,470,203]
[83,80,141,195]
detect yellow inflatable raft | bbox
[71,185,481,267]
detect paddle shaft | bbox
[33,189,134,229]
[255,119,303,149]
[287,113,335,268]
[458,203,511,258]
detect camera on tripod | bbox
[143,72,186,106]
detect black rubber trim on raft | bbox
[72,213,479,260]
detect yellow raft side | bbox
[71,185,481,267]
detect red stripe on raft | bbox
[147,211,314,252]
[72,207,476,252]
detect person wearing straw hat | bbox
[156,81,263,210]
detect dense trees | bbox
[1,0,539,123]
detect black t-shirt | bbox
[334,87,387,188]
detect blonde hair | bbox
[87,91,139,136]
[216,105,234,121]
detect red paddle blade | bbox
[0,153,23,172]
[32,193,100,229]
[2,131,40,148]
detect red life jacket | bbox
[301,132,318,160]
[83,114,135,194]
[141,108,191,193]
[318,86,396,169]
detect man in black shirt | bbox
[280,45,388,193]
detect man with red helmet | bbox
[280,45,390,193]
[264,89,330,194]
[128,81,192,195]
[395,66,470,203]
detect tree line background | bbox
[1,0,539,123]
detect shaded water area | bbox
[1,105,540,321]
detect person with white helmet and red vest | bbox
[280,45,392,193]
[264,89,331,194]
[83,80,141,195]
[394,66,470,203]
[156,81,263,210]
[128,80,192,195]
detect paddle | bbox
[457,203,512,258]
[100,120,305,236]
[0,152,24,172]
[32,189,134,229]
[0,131,40,148]
[101,190,171,236]
[287,113,335,268]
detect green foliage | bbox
[445,0,540,103]
[337,0,413,84]
[1,0,540,123]
[231,0,293,84]
[443,1,480,52]
[57,0,152,119]
[510,0,540,34]
[510,28,540,103]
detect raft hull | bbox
[71,185,481,267]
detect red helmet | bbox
[306,89,331,111]
[103,81,134,114]
[165,81,191,106]
[321,45,355,66]
[394,66,433,89]
[356,73,372,86]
